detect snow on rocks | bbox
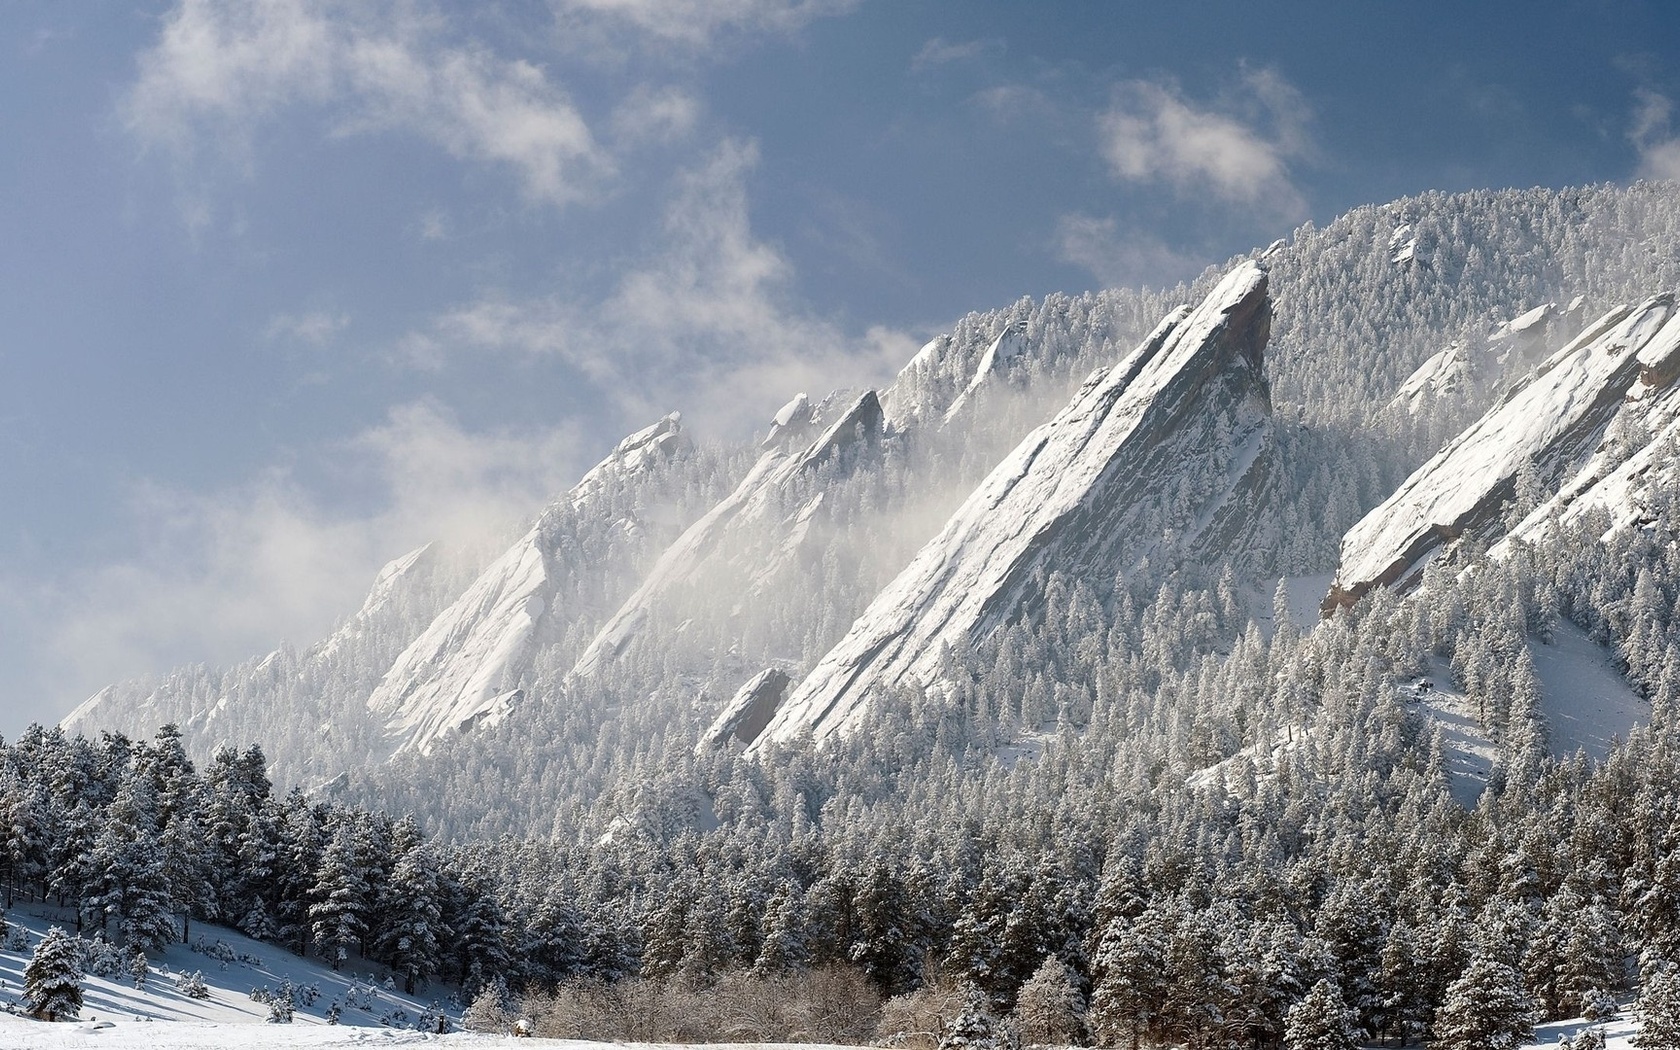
[699,668,792,749]
[1386,341,1479,417]
[572,392,884,679]
[755,262,1277,750]
[941,321,1029,426]
[1326,295,1679,613]
[367,414,682,756]
[1388,222,1425,265]
[762,393,814,448]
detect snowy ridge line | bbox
[365,414,683,756]
[755,261,1274,750]
[570,391,883,680]
[1326,294,1680,613]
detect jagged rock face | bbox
[571,391,885,679]
[1499,304,1680,548]
[700,668,791,749]
[756,262,1276,750]
[942,321,1028,426]
[1327,296,1680,612]
[366,414,682,756]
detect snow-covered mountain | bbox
[367,414,683,756]
[59,182,1680,831]
[1326,294,1680,611]
[570,392,883,681]
[756,262,1277,748]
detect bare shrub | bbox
[878,975,967,1048]
[525,965,881,1044]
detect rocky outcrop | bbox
[700,668,792,749]
[571,392,884,679]
[366,414,683,755]
[1326,296,1680,612]
[755,261,1277,749]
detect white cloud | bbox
[1631,88,1680,181]
[125,0,607,207]
[552,0,859,50]
[610,85,702,146]
[405,140,915,432]
[1097,68,1312,216]
[910,37,995,73]
[265,310,349,345]
[1055,213,1207,289]
[40,401,584,703]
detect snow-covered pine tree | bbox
[1283,978,1361,1050]
[942,980,1005,1050]
[22,926,83,1021]
[1639,965,1680,1050]
[1013,955,1086,1045]
[1433,956,1539,1050]
[309,818,371,971]
[376,843,443,993]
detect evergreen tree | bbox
[1433,956,1538,1050]
[1639,965,1680,1050]
[22,927,83,1021]
[309,819,370,970]
[376,844,443,994]
[942,980,1005,1050]
[1283,978,1361,1050]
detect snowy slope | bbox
[1385,341,1478,417]
[0,909,448,1034]
[366,415,682,756]
[1529,621,1647,759]
[571,392,884,679]
[756,262,1277,749]
[1499,317,1680,550]
[1327,295,1680,611]
[941,322,1028,426]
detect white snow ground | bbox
[1529,620,1647,759]
[0,906,454,1040]
[1524,1009,1639,1049]
[1404,656,1498,807]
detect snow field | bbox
[0,907,453,1034]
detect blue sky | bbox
[3,0,1679,733]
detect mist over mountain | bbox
[63,182,1680,817]
[37,180,1680,1048]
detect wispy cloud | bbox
[551,0,860,51]
[1097,67,1313,216]
[402,139,915,431]
[1631,88,1680,180]
[40,401,584,702]
[124,0,608,207]
[1055,213,1206,289]
[265,310,349,345]
[610,84,702,146]
[910,37,998,73]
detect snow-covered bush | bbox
[176,970,210,1000]
[463,986,509,1033]
[878,980,967,1049]
[1012,956,1086,1045]
[78,935,124,978]
[1581,989,1619,1022]
[416,1001,452,1033]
